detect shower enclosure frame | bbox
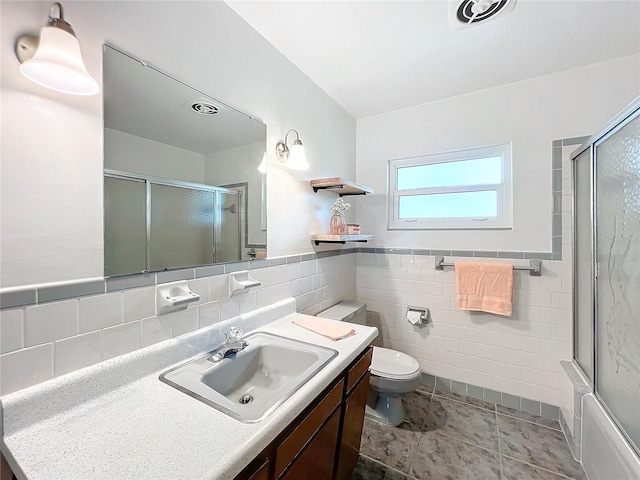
[571,96,640,459]
[572,142,595,386]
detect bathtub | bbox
[581,394,640,479]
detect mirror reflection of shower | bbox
[104,171,243,276]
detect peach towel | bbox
[455,262,513,316]
[292,317,356,341]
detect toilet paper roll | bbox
[407,310,423,325]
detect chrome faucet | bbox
[208,327,248,363]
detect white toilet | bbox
[317,301,422,426]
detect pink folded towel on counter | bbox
[455,262,513,316]
[292,317,356,341]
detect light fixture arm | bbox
[46,2,76,37]
[284,129,300,146]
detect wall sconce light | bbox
[15,2,99,96]
[276,129,309,171]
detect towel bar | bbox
[434,256,542,276]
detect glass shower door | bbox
[595,110,640,454]
[150,184,215,270]
[104,176,147,276]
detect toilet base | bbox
[365,390,406,426]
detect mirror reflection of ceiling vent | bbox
[183,97,227,116]
[449,0,517,29]
[192,102,218,115]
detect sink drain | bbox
[238,394,253,405]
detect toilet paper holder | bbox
[407,306,429,324]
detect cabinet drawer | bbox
[274,379,344,478]
[346,347,372,394]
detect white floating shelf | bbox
[310,177,372,196]
[311,234,373,245]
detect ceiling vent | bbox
[191,102,218,115]
[183,97,226,116]
[449,0,517,29]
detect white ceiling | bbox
[227,0,640,118]
[103,46,265,154]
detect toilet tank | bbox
[317,301,367,325]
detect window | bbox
[388,143,512,230]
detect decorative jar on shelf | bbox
[329,198,351,235]
[330,215,345,235]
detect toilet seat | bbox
[369,346,421,380]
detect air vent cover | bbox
[191,102,219,115]
[449,0,517,29]
[182,97,227,116]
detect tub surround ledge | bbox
[0,298,378,480]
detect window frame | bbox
[387,143,513,230]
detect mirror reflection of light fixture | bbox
[15,2,99,96]
[258,152,267,174]
[276,129,309,171]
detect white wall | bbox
[355,55,640,252]
[104,129,205,184]
[0,1,356,288]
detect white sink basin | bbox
[159,332,338,422]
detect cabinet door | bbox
[336,372,370,480]
[235,457,270,480]
[281,409,341,480]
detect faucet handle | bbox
[226,327,244,344]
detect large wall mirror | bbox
[103,45,267,277]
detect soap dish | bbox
[156,280,200,315]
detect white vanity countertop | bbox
[0,299,378,480]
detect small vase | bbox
[330,215,345,235]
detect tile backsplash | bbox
[0,253,356,395]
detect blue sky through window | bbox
[399,191,498,218]
[397,156,502,190]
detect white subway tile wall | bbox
[357,253,572,406]
[0,344,53,394]
[54,331,103,376]
[0,255,356,395]
[0,309,23,354]
[24,300,78,347]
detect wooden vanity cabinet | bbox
[335,372,370,480]
[235,346,372,480]
[281,408,341,480]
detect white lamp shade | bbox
[258,152,267,174]
[20,26,99,95]
[287,143,309,171]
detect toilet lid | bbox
[369,347,420,380]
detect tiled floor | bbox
[351,386,586,480]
